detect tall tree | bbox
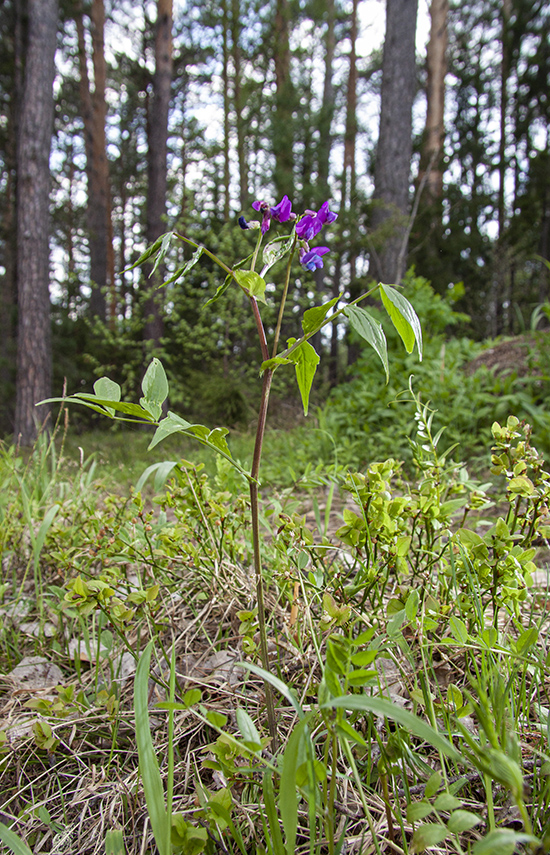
[75,0,113,322]
[272,0,295,199]
[14,0,58,445]
[420,0,448,201]
[370,0,418,284]
[144,0,173,348]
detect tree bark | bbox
[370,0,418,284]
[273,0,294,199]
[144,0,173,348]
[420,0,448,200]
[14,0,57,446]
[231,0,248,208]
[76,0,112,322]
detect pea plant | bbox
[41,194,422,746]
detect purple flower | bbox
[296,201,338,241]
[300,246,330,271]
[251,195,296,235]
[270,194,295,223]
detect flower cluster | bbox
[239,195,337,272]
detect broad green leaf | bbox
[424,771,442,798]
[380,283,422,359]
[134,640,170,855]
[0,824,33,855]
[406,801,433,823]
[485,749,523,799]
[140,358,169,421]
[433,793,462,811]
[105,829,126,854]
[233,269,267,303]
[472,830,539,855]
[322,696,464,763]
[236,708,262,750]
[262,234,295,272]
[286,338,320,416]
[148,412,193,450]
[344,305,389,382]
[412,823,448,851]
[302,297,339,336]
[446,810,482,833]
[162,246,203,287]
[449,616,469,645]
[93,377,121,416]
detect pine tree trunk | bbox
[144,0,173,348]
[420,0,448,200]
[370,0,418,285]
[14,0,57,446]
[273,0,294,198]
[231,0,248,208]
[76,0,112,322]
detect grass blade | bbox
[134,640,170,855]
[0,824,33,855]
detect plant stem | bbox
[249,367,278,749]
[272,236,297,358]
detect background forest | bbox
[1,0,550,453]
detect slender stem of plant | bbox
[250,228,263,273]
[249,296,269,362]
[271,236,297,358]
[249,367,278,749]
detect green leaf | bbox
[406,801,434,823]
[162,246,203,287]
[105,829,126,854]
[379,283,423,359]
[204,274,232,307]
[279,715,313,855]
[233,269,267,303]
[123,235,165,273]
[335,719,367,747]
[322,696,464,763]
[135,460,178,494]
[412,823,448,851]
[472,830,540,855]
[148,412,193,450]
[446,810,482,833]
[236,708,262,750]
[433,793,462,812]
[449,616,469,645]
[262,234,295,272]
[93,377,121,416]
[302,297,339,336]
[134,640,170,855]
[260,356,293,372]
[424,771,442,798]
[0,824,33,855]
[286,338,320,416]
[140,358,169,421]
[239,662,304,719]
[262,771,286,855]
[344,305,389,381]
[42,394,155,421]
[149,231,174,278]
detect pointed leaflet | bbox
[149,231,175,278]
[93,377,121,416]
[302,296,340,335]
[148,412,194,450]
[39,394,155,421]
[232,270,267,303]
[122,234,165,273]
[287,338,320,416]
[344,305,389,382]
[140,358,169,421]
[262,234,295,274]
[204,274,232,308]
[162,246,204,288]
[379,283,423,359]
